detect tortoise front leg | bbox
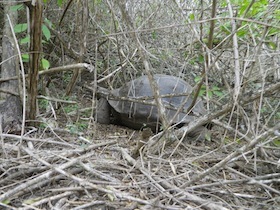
[96,98,111,124]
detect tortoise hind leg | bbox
[96,98,110,124]
[187,126,211,141]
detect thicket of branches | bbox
[0,0,279,209]
[44,0,280,144]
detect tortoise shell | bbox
[103,74,206,132]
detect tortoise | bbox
[96,74,210,140]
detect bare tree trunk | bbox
[26,0,43,123]
[0,1,19,98]
[0,0,22,132]
[65,0,88,96]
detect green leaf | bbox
[189,13,195,21]
[274,9,280,20]
[95,0,102,4]
[44,18,53,28]
[266,42,277,50]
[273,138,280,147]
[207,90,213,98]
[260,0,268,4]
[41,58,50,70]
[10,4,24,11]
[20,36,30,44]
[42,24,51,40]
[189,58,196,65]
[194,76,202,83]
[212,86,220,91]
[239,0,249,16]
[14,23,28,33]
[237,28,247,37]
[57,0,64,7]
[22,54,29,62]
[268,28,279,36]
[151,31,157,39]
[1,199,10,205]
[198,54,204,63]
[67,124,78,133]
[204,132,211,141]
[198,89,206,97]
[107,193,115,201]
[276,112,280,120]
[220,24,231,35]
[213,91,224,97]
[23,197,42,204]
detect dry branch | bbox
[121,148,229,210]
[0,140,117,202]
[182,123,280,188]
[0,63,94,83]
[147,81,280,152]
